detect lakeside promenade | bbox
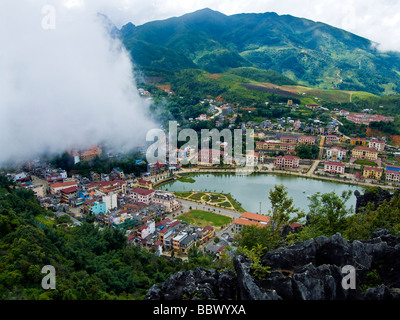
[172,162,399,191]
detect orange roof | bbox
[51,181,77,189]
[233,218,266,227]
[240,212,271,223]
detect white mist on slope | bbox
[0,0,157,164]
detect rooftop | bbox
[132,188,155,196]
[240,212,271,223]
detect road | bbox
[307,160,320,176]
[177,198,243,220]
[209,106,222,120]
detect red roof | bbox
[364,167,383,172]
[278,155,300,161]
[290,223,303,230]
[353,146,378,152]
[216,246,226,253]
[138,178,152,184]
[61,186,78,194]
[324,161,345,166]
[169,220,180,228]
[154,161,166,168]
[241,212,271,223]
[386,170,400,175]
[233,218,265,227]
[156,218,171,227]
[51,181,77,189]
[132,188,154,196]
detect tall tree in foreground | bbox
[268,185,305,247]
[288,190,353,243]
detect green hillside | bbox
[145,67,378,106]
[120,8,400,95]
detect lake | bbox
[158,173,363,215]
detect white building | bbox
[102,193,118,211]
[139,221,156,239]
[369,139,385,152]
[326,147,347,161]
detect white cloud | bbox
[0,0,157,163]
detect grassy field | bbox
[178,210,232,228]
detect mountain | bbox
[119,8,400,95]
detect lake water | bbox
[159,173,363,215]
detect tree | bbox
[268,185,305,235]
[235,225,273,251]
[289,190,353,242]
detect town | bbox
[6,100,400,259]
[4,90,400,259]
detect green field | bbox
[178,210,232,228]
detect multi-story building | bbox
[280,136,298,144]
[172,233,188,254]
[137,178,153,190]
[280,143,296,152]
[102,193,118,211]
[326,147,347,161]
[256,141,276,151]
[153,191,180,213]
[179,234,197,254]
[274,156,300,169]
[50,180,78,195]
[137,221,156,239]
[323,161,345,174]
[363,167,383,180]
[298,136,316,145]
[60,186,78,204]
[351,146,378,161]
[85,180,127,195]
[79,146,102,162]
[112,212,136,231]
[148,161,167,176]
[130,188,154,205]
[369,139,385,152]
[88,201,107,215]
[325,135,339,145]
[350,137,368,146]
[197,226,215,244]
[386,165,400,183]
[246,152,259,166]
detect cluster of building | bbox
[345,113,394,125]
[10,158,235,256]
[127,218,215,256]
[320,136,400,183]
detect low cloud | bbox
[0,0,157,164]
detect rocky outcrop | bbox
[354,188,395,213]
[145,267,237,300]
[145,230,400,300]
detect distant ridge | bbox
[119,8,400,95]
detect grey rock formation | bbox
[145,230,400,300]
